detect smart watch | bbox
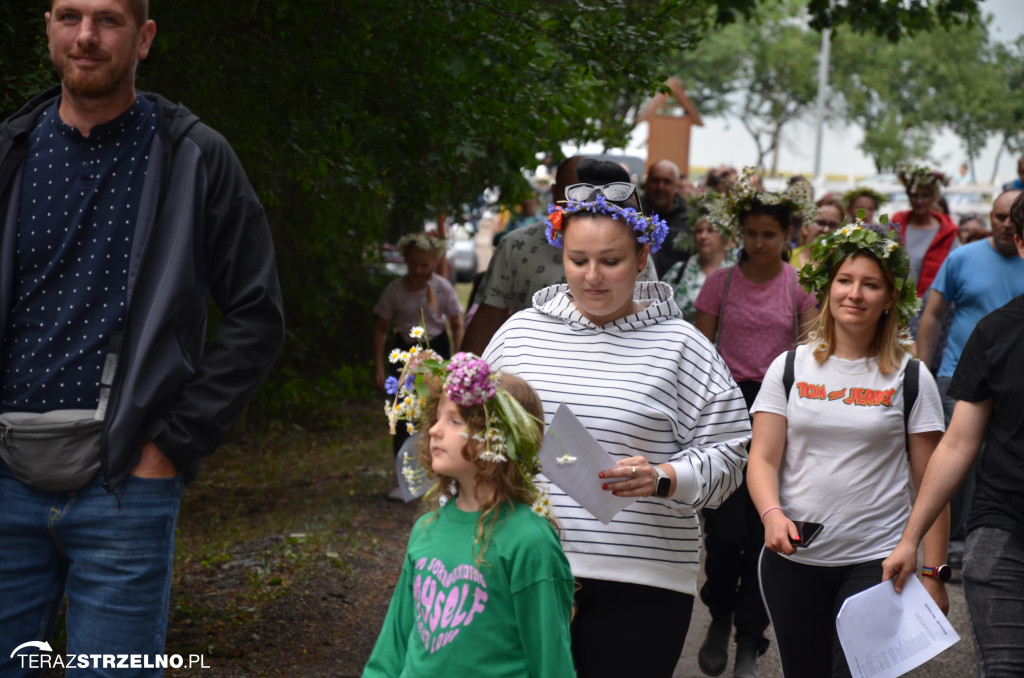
[921,564,951,582]
[652,465,671,498]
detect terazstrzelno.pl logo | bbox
[10,641,210,671]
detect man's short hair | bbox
[51,0,148,27]
[1010,191,1024,240]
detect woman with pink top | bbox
[692,168,818,677]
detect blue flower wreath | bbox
[544,194,670,253]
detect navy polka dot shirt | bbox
[1,96,157,412]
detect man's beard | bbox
[993,233,1018,256]
[54,52,135,100]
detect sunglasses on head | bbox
[564,182,638,203]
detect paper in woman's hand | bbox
[538,403,635,524]
[836,576,959,678]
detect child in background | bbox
[373,233,464,459]
[364,351,575,677]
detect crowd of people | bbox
[370,150,1024,678]
[2,1,1022,676]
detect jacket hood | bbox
[531,281,681,331]
[1,86,202,149]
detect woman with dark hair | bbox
[747,221,948,676]
[482,158,751,677]
[692,168,819,677]
[791,195,845,268]
[957,213,988,244]
[843,187,886,224]
[661,198,736,323]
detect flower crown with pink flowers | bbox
[384,329,545,503]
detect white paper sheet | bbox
[537,403,635,524]
[837,575,960,678]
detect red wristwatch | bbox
[922,564,951,582]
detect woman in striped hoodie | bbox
[482,158,751,678]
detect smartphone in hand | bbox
[790,521,824,548]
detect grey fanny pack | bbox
[0,410,103,491]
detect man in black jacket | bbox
[0,0,285,671]
[643,159,691,276]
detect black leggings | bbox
[571,577,694,678]
[699,379,770,650]
[759,549,883,677]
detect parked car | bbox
[379,242,406,277]
[445,221,479,283]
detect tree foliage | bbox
[675,2,822,174]
[0,0,985,424]
[805,0,980,41]
[989,36,1024,181]
[830,30,938,172]
[831,16,1014,174]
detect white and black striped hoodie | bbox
[483,281,750,595]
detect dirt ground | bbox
[165,490,418,678]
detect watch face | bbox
[937,565,951,582]
[655,476,671,498]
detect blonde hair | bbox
[417,373,550,563]
[810,252,905,373]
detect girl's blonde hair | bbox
[810,251,904,373]
[416,373,550,563]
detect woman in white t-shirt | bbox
[747,221,950,677]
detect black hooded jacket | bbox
[0,87,285,490]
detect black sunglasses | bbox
[564,182,638,203]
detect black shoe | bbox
[698,615,732,677]
[733,638,760,678]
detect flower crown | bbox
[669,193,719,253]
[798,217,921,340]
[396,232,447,254]
[842,186,888,211]
[706,167,815,243]
[545,194,669,253]
[384,330,545,505]
[897,164,950,192]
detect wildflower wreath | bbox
[897,164,950,192]
[706,167,815,243]
[396,232,447,253]
[545,194,669,252]
[797,218,921,338]
[384,328,547,511]
[842,186,888,213]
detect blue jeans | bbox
[963,528,1024,677]
[0,463,184,677]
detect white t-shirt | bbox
[751,345,945,566]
